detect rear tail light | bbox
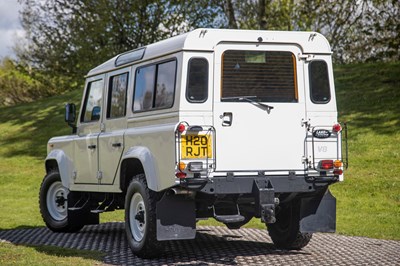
[175,172,186,179]
[333,169,343,175]
[332,123,342,133]
[320,160,334,170]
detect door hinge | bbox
[100,123,105,132]
[301,119,311,129]
[97,171,103,180]
[298,53,315,62]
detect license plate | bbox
[181,134,212,159]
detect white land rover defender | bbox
[40,29,347,258]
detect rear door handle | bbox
[221,112,233,126]
[112,143,122,148]
[88,144,96,149]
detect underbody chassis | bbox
[156,173,337,241]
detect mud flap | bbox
[156,193,196,241]
[299,189,336,233]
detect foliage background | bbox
[1,0,398,105]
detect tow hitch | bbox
[254,179,278,224]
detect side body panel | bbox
[46,135,77,188]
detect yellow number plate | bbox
[181,135,212,159]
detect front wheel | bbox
[39,170,83,232]
[267,201,312,250]
[125,175,163,258]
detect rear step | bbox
[213,204,244,224]
[214,214,245,224]
[68,194,90,211]
[90,194,115,214]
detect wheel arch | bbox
[45,149,74,189]
[120,146,161,192]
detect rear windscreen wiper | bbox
[221,96,274,112]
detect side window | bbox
[81,79,103,122]
[186,58,208,103]
[134,65,156,111]
[107,72,128,119]
[309,60,331,104]
[133,59,176,112]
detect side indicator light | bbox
[334,160,343,168]
[178,162,186,171]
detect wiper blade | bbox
[221,96,274,112]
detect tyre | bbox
[125,174,163,258]
[267,201,312,250]
[39,170,83,232]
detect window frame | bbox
[132,58,177,113]
[80,78,104,123]
[106,72,129,120]
[186,57,209,103]
[309,60,331,104]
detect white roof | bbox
[87,28,331,77]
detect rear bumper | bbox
[180,173,339,194]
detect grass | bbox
[0,243,104,266]
[330,62,400,239]
[0,62,399,264]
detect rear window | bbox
[221,50,298,102]
[309,60,331,104]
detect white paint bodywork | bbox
[46,28,343,193]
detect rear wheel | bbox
[39,170,83,232]
[267,201,312,250]
[125,174,163,258]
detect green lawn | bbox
[0,62,399,264]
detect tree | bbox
[18,0,222,91]
[218,0,399,63]
[0,57,52,105]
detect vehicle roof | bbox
[87,28,331,77]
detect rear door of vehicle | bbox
[213,44,307,172]
[98,68,130,185]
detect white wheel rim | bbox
[46,181,68,221]
[129,192,146,241]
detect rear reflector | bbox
[177,123,186,133]
[320,160,334,170]
[332,124,342,133]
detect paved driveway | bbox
[1,222,399,265]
